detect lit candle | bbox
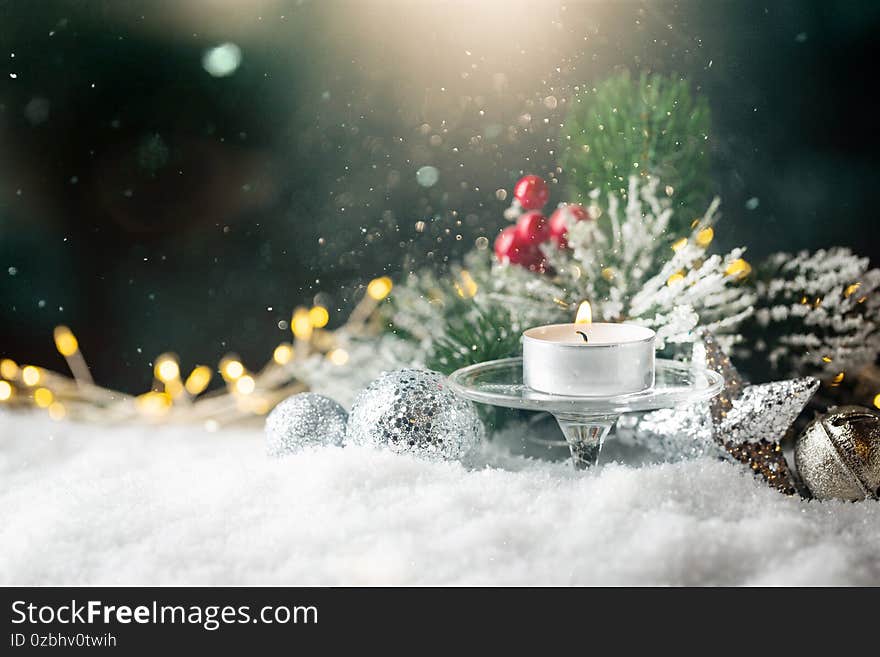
[522,302,655,396]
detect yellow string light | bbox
[667,271,685,286]
[291,307,313,341]
[724,258,751,280]
[844,283,861,298]
[273,343,293,365]
[219,356,245,382]
[136,391,172,416]
[873,393,880,409]
[328,348,349,366]
[234,375,255,395]
[184,365,212,395]
[154,353,180,383]
[601,267,615,281]
[165,379,184,398]
[33,387,54,408]
[53,325,79,357]
[0,358,18,381]
[308,306,330,328]
[366,276,393,300]
[695,227,714,247]
[822,356,832,363]
[237,396,270,415]
[671,237,688,252]
[831,372,845,386]
[21,366,41,387]
[453,270,478,298]
[48,401,66,421]
[0,274,392,423]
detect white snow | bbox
[1,410,878,586]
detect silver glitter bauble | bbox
[345,369,484,460]
[265,393,348,457]
[795,406,880,501]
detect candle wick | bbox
[575,330,589,343]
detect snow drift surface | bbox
[1,412,878,585]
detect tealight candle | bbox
[522,304,655,396]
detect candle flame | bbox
[575,301,592,325]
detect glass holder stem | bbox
[553,413,619,470]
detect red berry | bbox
[494,226,516,260]
[526,253,552,274]
[514,211,549,246]
[494,226,530,264]
[549,204,591,249]
[513,175,549,210]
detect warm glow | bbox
[136,391,172,415]
[154,354,180,383]
[667,272,685,286]
[695,227,714,247]
[165,379,184,398]
[0,381,12,401]
[53,326,79,357]
[844,283,861,298]
[725,258,752,279]
[220,356,245,382]
[874,393,880,409]
[574,301,592,325]
[238,395,270,415]
[328,348,350,366]
[454,270,478,298]
[34,387,54,408]
[309,306,330,328]
[671,237,688,252]
[0,358,18,380]
[234,374,256,395]
[292,307,314,341]
[273,343,294,365]
[21,365,41,387]
[366,276,393,300]
[48,401,66,421]
[184,365,212,395]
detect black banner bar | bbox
[0,586,870,652]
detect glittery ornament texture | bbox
[626,330,817,494]
[700,330,816,495]
[717,378,819,444]
[345,369,484,461]
[795,406,880,501]
[265,393,348,457]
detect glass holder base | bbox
[448,357,723,470]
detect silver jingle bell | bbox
[794,406,880,501]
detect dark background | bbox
[1,0,878,393]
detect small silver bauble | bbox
[795,406,880,501]
[265,393,348,457]
[345,368,484,461]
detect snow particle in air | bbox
[416,165,439,187]
[202,42,242,78]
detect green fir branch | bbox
[560,71,711,230]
